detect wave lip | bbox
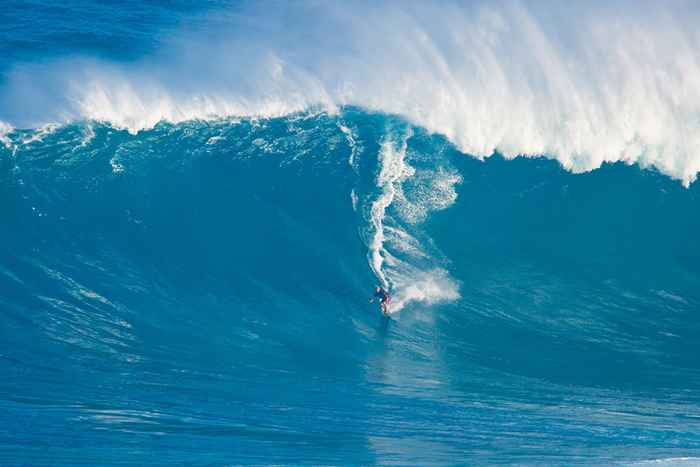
[3,1,700,184]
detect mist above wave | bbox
[2,0,700,184]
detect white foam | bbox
[21,123,59,145]
[206,135,224,145]
[394,167,462,225]
[350,189,358,212]
[0,121,13,149]
[388,269,460,313]
[629,458,700,467]
[79,123,96,147]
[368,130,413,289]
[367,129,461,313]
[337,122,359,170]
[2,1,700,183]
[110,157,125,174]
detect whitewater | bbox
[3,1,700,184]
[2,1,700,465]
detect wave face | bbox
[2,110,700,465]
[3,2,700,465]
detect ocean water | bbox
[2,1,700,466]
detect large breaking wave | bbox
[2,108,700,464]
[4,2,700,464]
[2,1,700,183]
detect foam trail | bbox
[337,122,359,170]
[366,129,461,313]
[368,130,413,289]
[2,1,700,183]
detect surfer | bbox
[369,286,391,315]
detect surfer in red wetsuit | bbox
[369,286,391,315]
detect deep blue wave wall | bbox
[1,111,700,464]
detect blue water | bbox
[2,2,700,466]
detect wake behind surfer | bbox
[369,286,391,315]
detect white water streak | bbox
[369,130,413,289]
[368,129,460,313]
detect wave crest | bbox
[2,1,700,184]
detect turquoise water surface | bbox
[2,1,700,465]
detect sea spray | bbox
[2,1,700,183]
